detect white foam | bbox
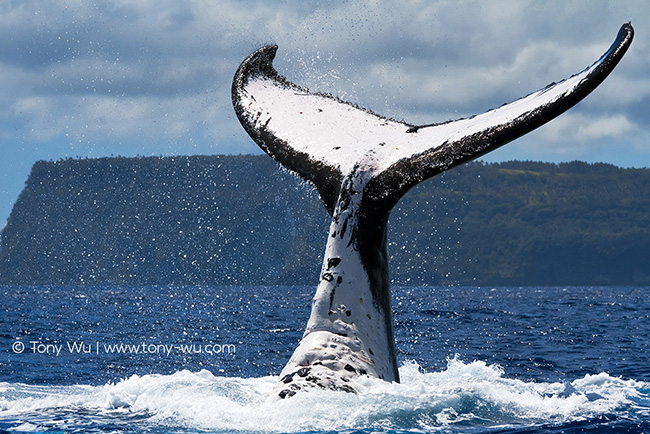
[0,359,647,433]
[7,422,39,432]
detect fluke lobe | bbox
[231,23,633,399]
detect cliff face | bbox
[0,155,328,285]
[1,156,649,286]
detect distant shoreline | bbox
[1,155,649,286]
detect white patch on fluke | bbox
[240,55,597,176]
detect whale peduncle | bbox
[271,159,399,398]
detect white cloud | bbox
[1,0,650,229]
[499,112,641,160]
[540,113,637,144]
[1,0,649,158]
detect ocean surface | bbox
[1,284,649,433]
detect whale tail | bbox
[231,24,633,397]
[232,23,633,215]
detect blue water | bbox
[1,284,649,433]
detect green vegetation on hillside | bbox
[1,156,649,286]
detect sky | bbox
[1,0,649,229]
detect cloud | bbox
[1,0,649,229]
[0,0,647,158]
[542,113,637,143]
[501,112,639,160]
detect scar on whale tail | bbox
[231,23,633,398]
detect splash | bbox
[1,358,647,433]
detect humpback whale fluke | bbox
[231,23,633,398]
